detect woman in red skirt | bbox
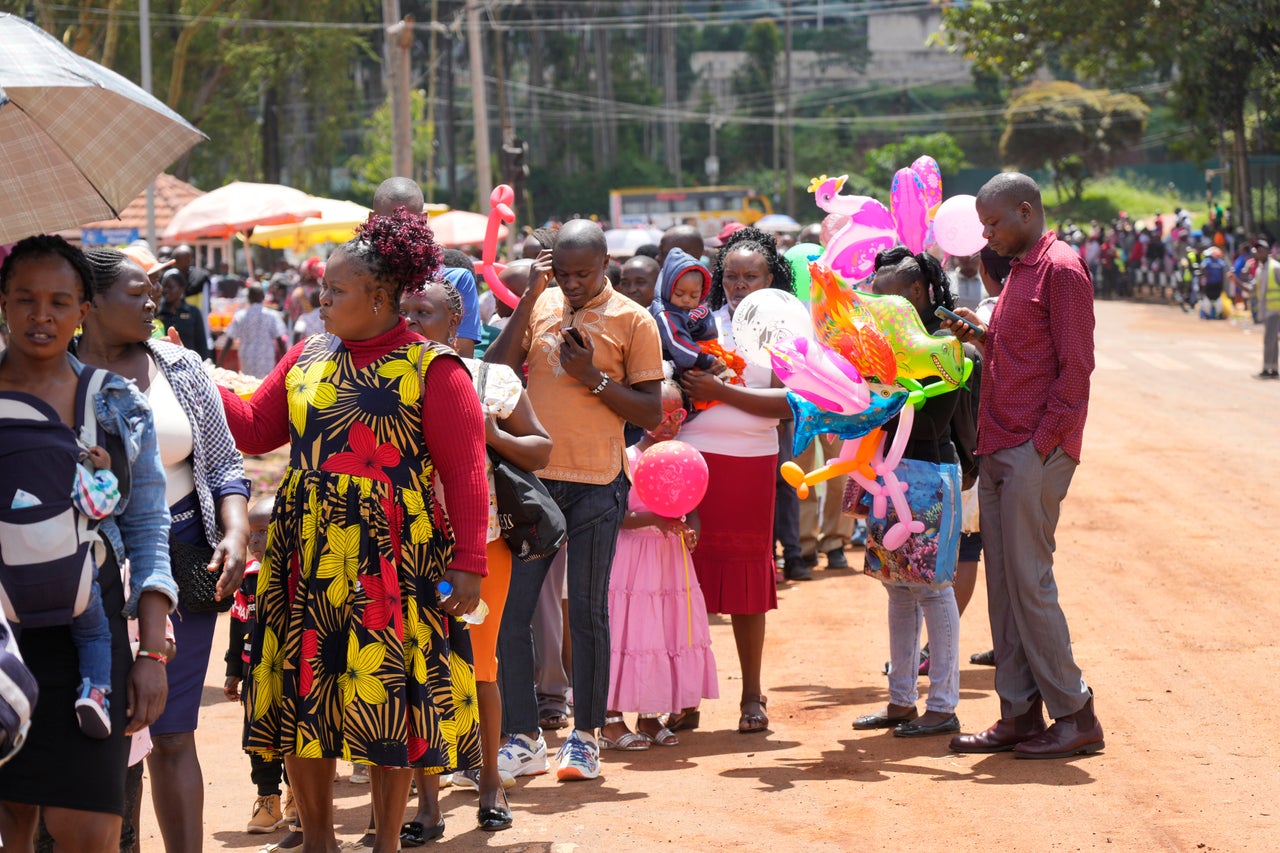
[677,227,795,734]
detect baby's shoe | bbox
[75,679,111,739]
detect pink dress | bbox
[607,446,719,713]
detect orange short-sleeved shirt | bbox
[522,282,664,484]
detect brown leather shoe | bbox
[949,698,1046,753]
[1014,696,1104,759]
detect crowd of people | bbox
[0,169,1274,852]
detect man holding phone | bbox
[485,219,664,782]
[941,172,1103,760]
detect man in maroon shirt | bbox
[941,173,1104,760]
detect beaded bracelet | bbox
[136,650,168,664]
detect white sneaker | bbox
[452,767,518,790]
[496,733,549,778]
[555,730,600,781]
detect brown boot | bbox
[949,697,1047,753]
[1014,694,1104,759]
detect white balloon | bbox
[730,288,815,368]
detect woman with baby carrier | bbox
[0,235,177,852]
[76,247,250,852]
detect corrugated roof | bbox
[78,173,205,234]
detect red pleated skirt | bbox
[692,452,779,615]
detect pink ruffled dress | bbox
[607,445,719,713]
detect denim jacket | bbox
[73,356,180,616]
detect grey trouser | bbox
[532,548,570,717]
[1263,313,1279,372]
[979,440,1090,720]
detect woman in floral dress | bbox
[219,210,490,853]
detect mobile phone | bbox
[562,327,585,347]
[934,305,985,340]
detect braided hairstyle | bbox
[346,209,443,301]
[872,246,954,311]
[83,248,136,298]
[709,226,794,310]
[0,235,94,301]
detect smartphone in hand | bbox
[562,326,585,347]
[934,305,985,340]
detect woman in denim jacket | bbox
[78,248,250,852]
[0,236,176,852]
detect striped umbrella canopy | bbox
[0,13,206,245]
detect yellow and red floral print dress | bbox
[244,335,481,771]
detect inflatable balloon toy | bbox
[809,262,898,384]
[807,175,897,283]
[784,242,823,304]
[910,155,944,210]
[729,288,814,369]
[480,184,520,309]
[889,167,931,255]
[932,194,987,257]
[846,408,927,550]
[632,439,709,519]
[767,336,870,415]
[811,262,967,388]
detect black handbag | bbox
[169,535,231,613]
[477,363,567,561]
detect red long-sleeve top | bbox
[218,320,489,575]
[979,231,1095,464]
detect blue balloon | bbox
[788,388,908,457]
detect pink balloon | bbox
[633,440,709,519]
[932,194,988,257]
[910,155,944,209]
[481,184,520,309]
[889,168,930,254]
[768,335,870,415]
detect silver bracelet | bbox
[591,375,610,395]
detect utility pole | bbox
[443,31,457,207]
[140,0,155,247]
[383,0,414,180]
[784,0,795,216]
[425,0,438,201]
[662,0,681,187]
[467,0,492,206]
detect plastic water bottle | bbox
[437,581,489,625]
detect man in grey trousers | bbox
[940,172,1105,759]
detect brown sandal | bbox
[738,695,769,734]
[665,708,701,732]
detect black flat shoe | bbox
[400,819,445,846]
[477,804,513,832]
[852,708,919,730]
[893,714,961,738]
[969,649,996,667]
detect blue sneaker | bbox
[555,730,600,781]
[75,679,111,739]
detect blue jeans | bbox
[70,576,112,691]
[885,582,959,713]
[499,473,629,734]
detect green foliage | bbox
[1041,175,1200,226]
[1000,81,1149,202]
[862,133,967,190]
[345,90,437,206]
[729,20,783,175]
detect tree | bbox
[730,20,782,176]
[998,82,1148,202]
[940,0,1280,230]
[346,90,439,205]
[862,132,967,191]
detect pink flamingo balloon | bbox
[807,174,897,283]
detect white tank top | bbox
[145,367,196,509]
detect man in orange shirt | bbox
[486,220,663,782]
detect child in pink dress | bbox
[602,381,718,750]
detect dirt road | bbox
[141,299,1280,852]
